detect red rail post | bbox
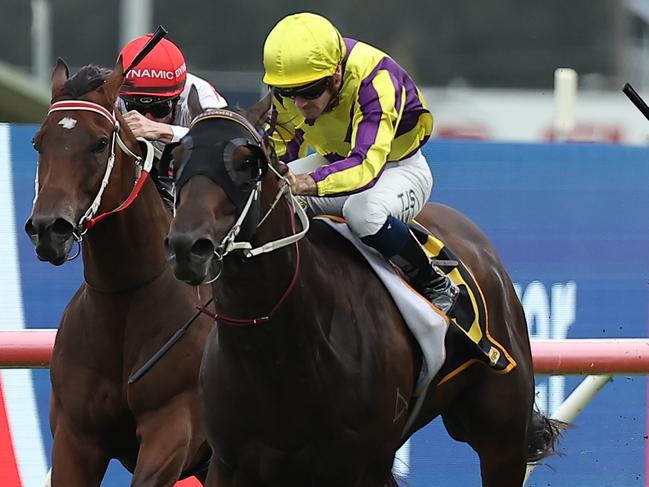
[0,330,56,368]
[531,338,649,374]
[3,332,649,375]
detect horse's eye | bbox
[94,137,109,154]
[32,137,40,153]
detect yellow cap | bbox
[263,12,346,87]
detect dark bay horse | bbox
[164,93,563,487]
[24,60,213,485]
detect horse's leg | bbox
[475,441,527,487]
[50,426,110,487]
[130,404,204,487]
[442,368,532,487]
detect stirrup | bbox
[416,266,459,315]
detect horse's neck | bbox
[213,244,316,355]
[81,153,170,290]
[214,194,312,326]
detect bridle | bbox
[179,109,310,325]
[181,109,310,262]
[42,100,155,242]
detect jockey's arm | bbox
[309,70,399,197]
[121,111,175,142]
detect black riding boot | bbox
[361,216,459,315]
[149,170,175,211]
[155,176,175,211]
[396,231,459,315]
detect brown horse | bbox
[164,93,563,487]
[24,60,213,486]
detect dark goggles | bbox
[274,77,331,100]
[124,97,177,119]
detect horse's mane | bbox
[61,65,112,98]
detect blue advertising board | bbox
[1,125,648,486]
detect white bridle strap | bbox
[220,169,310,259]
[117,136,154,173]
[78,132,117,230]
[244,192,309,257]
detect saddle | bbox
[408,221,516,385]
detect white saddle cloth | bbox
[317,218,448,395]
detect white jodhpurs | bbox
[296,150,433,238]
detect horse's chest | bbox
[222,438,361,486]
[53,369,126,430]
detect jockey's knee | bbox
[343,197,390,238]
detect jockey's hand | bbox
[277,161,290,177]
[284,169,317,196]
[123,111,173,143]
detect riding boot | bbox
[361,216,459,315]
[155,176,176,211]
[150,165,175,211]
[396,229,459,315]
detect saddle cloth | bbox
[409,221,516,385]
[316,216,517,396]
[317,217,448,395]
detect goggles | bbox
[273,77,331,100]
[124,96,177,119]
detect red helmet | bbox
[119,34,187,99]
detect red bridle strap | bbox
[84,171,151,230]
[48,100,117,126]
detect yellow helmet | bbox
[263,12,346,88]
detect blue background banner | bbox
[3,126,649,486]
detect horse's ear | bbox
[187,84,203,120]
[102,57,125,106]
[245,92,272,129]
[51,58,69,100]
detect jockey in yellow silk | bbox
[263,12,458,314]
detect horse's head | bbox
[25,58,129,265]
[165,89,272,284]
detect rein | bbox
[196,196,302,326]
[46,100,155,238]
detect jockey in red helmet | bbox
[117,34,227,207]
[117,34,227,147]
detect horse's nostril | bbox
[24,219,37,237]
[51,218,74,237]
[191,238,215,259]
[163,237,176,261]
